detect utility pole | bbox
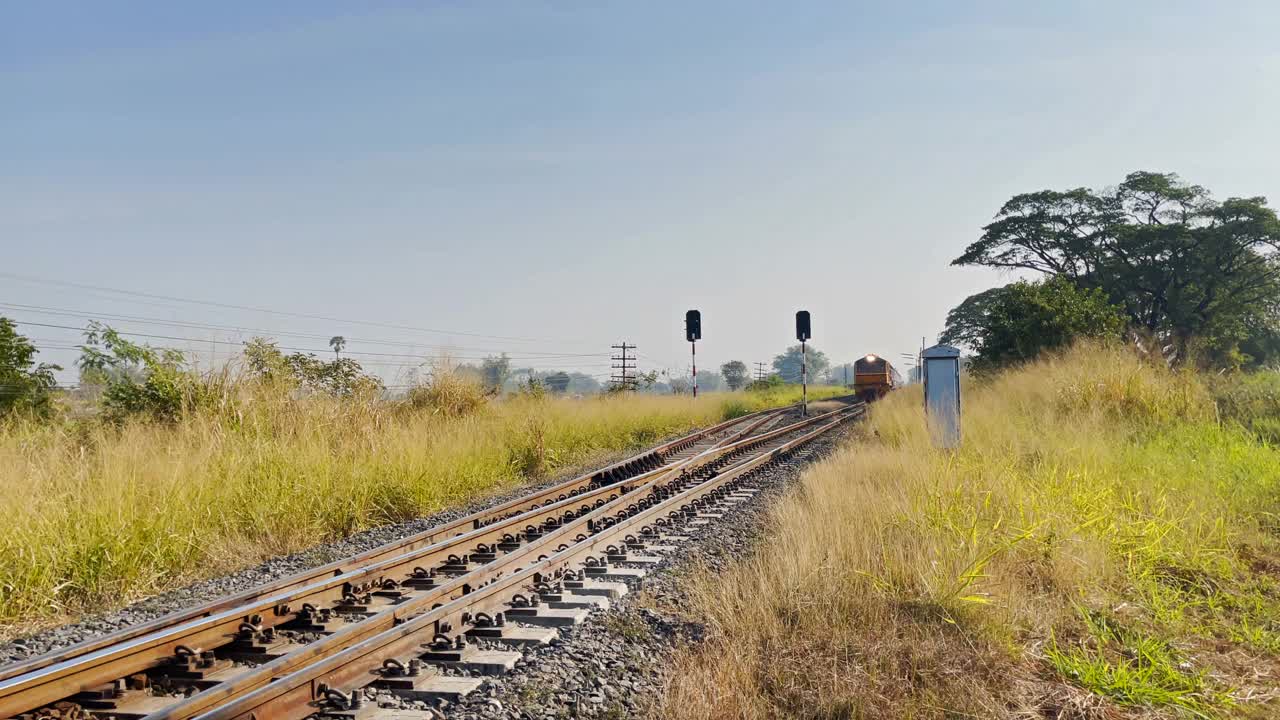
[900,352,918,384]
[611,342,637,391]
[754,362,768,382]
[920,336,926,379]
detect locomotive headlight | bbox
[865,354,877,362]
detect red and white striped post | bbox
[691,340,697,398]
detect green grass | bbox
[661,345,1280,719]
[1046,609,1232,718]
[0,383,840,636]
[1207,370,1280,445]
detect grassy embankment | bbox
[0,382,845,637]
[663,345,1280,719]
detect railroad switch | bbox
[581,557,609,577]
[533,578,607,609]
[465,625,555,647]
[377,658,425,681]
[17,700,94,720]
[403,568,437,589]
[372,579,408,600]
[336,590,371,607]
[163,646,232,680]
[293,603,340,632]
[468,544,497,564]
[332,591,384,616]
[418,634,467,663]
[502,605,588,627]
[436,554,470,575]
[315,686,378,720]
[70,677,176,719]
[220,625,295,663]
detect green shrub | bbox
[0,317,61,419]
[1207,370,1280,443]
[402,370,490,417]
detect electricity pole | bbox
[611,343,636,391]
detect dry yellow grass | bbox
[662,345,1280,719]
[0,382,841,637]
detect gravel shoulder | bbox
[443,423,853,720]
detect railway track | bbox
[1,400,862,720]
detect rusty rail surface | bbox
[0,408,772,688]
[0,402,856,719]
[182,409,858,720]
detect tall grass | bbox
[0,381,840,636]
[1207,370,1280,445]
[662,344,1280,718]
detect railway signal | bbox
[685,310,701,342]
[795,310,811,415]
[685,310,701,397]
[795,311,811,342]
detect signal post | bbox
[796,310,811,416]
[685,310,701,397]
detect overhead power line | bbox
[9,320,610,363]
[0,272,591,346]
[0,302,607,358]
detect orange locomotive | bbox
[853,353,898,402]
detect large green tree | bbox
[544,371,571,394]
[772,344,830,384]
[0,317,61,417]
[720,361,749,390]
[953,171,1280,366]
[941,278,1125,371]
[480,354,511,392]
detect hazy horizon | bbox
[6,1,1279,385]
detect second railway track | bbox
[2,400,863,720]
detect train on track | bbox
[853,353,900,402]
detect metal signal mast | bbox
[685,310,701,398]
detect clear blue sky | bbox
[5,1,1278,385]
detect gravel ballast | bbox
[1,407,853,720]
[438,422,853,720]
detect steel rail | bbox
[0,408,777,687]
[158,409,859,720]
[0,406,829,717]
